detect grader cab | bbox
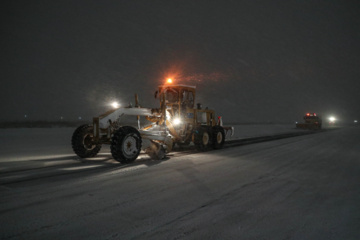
[71,80,233,163]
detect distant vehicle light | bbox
[354,120,358,123]
[167,78,173,84]
[329,116,336,122]
[111,102,120,108]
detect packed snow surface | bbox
[0,124,297,163]
[2,124,358,239]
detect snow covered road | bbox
[0,125,359,239]
[0,124,312,182]
[0,124,298,162]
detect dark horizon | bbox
[2,0,360,124]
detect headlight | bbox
[173,118,181,125]
[111,102,120,108]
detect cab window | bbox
[165,88,179,103]
[181,90,194,108]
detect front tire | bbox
[111,126,141,163]
[71,124,101,158]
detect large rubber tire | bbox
[111,126,141,163]
[212,126,225,149]
[194,126,211,151]
[71,124,101,158]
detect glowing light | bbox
[354,120,358,123]
[329,116,336,122]
[173,118,181,125]
[111,102,120,108]
[167,78,173,84]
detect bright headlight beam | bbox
[111,102,120,108]
[173,118,181,125]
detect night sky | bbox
[2,0,360,123]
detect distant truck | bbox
[296,113,322,130]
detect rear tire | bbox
[111,126,141,163]
[71,124,101,158]
[212,126,225,149]
[194,127,211,151]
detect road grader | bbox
[71,79,233,163]
[296,112,322,130]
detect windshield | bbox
[165,88,179,103]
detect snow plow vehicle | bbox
[296,113,322,130]
[71,79,234,163]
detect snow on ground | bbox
[0,128,75,162]
[0,124,299,163]
[0,126,359,239]
[228,123,299,139]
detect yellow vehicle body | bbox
[147,84,218,144]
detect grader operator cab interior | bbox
[71,79,234,164]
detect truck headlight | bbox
[111,102,120,108]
